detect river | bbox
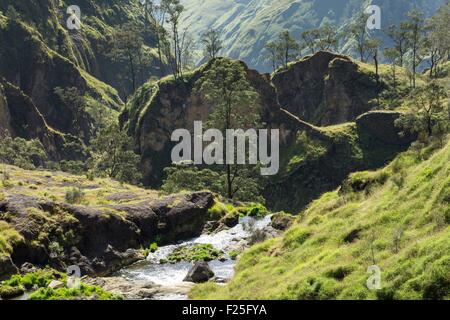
[117,215,273,300]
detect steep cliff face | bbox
[123,53,414,212]
[0,78,69,160]
[0,14,121,146]
[0,0,163,98]
[265,111,415,212]
[121,58,289,186]
[0,0,167,160]
[272,51,381,126]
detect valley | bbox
[0,0,449,301]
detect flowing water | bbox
[118,215,272,300]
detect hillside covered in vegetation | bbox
[0,0,449,301]
[191,138,450,300]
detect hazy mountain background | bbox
[181,0,446,72]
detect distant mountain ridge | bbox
[181,0,446,72]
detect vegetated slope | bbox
[122,52,415,212]
[0,0,168,160]
[266,110,415,212]
[191,139,450,300]
[0,12,121,156]
[181,0,445,72]
[0,164,214,279]
[0,0,163,98]
[121,57,287,186]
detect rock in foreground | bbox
[184,262,215,283]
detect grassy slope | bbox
[0,164,158,207]
[0,163,161,258]
[191,139,450,300]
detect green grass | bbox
[0,221,23,256]
[2,269,65,290]
[208,200,235,220]
[163,244,224,264]
[190,139,450,300]
[1,269,121,300]
[28,284,121,300]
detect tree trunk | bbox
[127,51,136,91]
[226,164,232,199]
[427,117,433,137]
[412,43,417,88]
[393,65,396,89]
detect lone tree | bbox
[162,0,186,79]
[88,123,142,184]
[396,81,448,138]
[301,29,320,54]
[315,23,340,52]
[384,47,400,89]
[264,41,280,72]
[277,30,300,69]
[386,23,409,67]
[142,0,168,75]
[424,4,450,78]
[301,24,340,54]
[195,59,261,200]
[404,9,425,88]
[201,29,223,60]
[349,13,371,62]
[109,22,145,92]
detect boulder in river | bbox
[183,262,215,283]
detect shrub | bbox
[422,258,450,300]
[3,269,62,290]
[28,284,121,300]
[325,266,354,281]
[238,203,268,218]
[142,242,159,257]
[229,251,240,260]
[0,285,24,299]
[60,160,86,175]
[0,131,47,169]
[208,201,232,220]
[65,187,85,204]
[164,244,224,263]
[376,287,396,300]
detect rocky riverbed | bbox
[90,215,277,300]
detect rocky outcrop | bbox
[0,255,18,281]
[122,53,415,212]
[0,0,165,99]
[356,111,417,146]
[270,212,294,231]
[0,78,81,160]
[0,192,214,277]
[272,51,381,126]
[86,276,194,300]
[122,58,291,186]
[264,111,415,212]
[0,17,122,145]
[183,262,215,283]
